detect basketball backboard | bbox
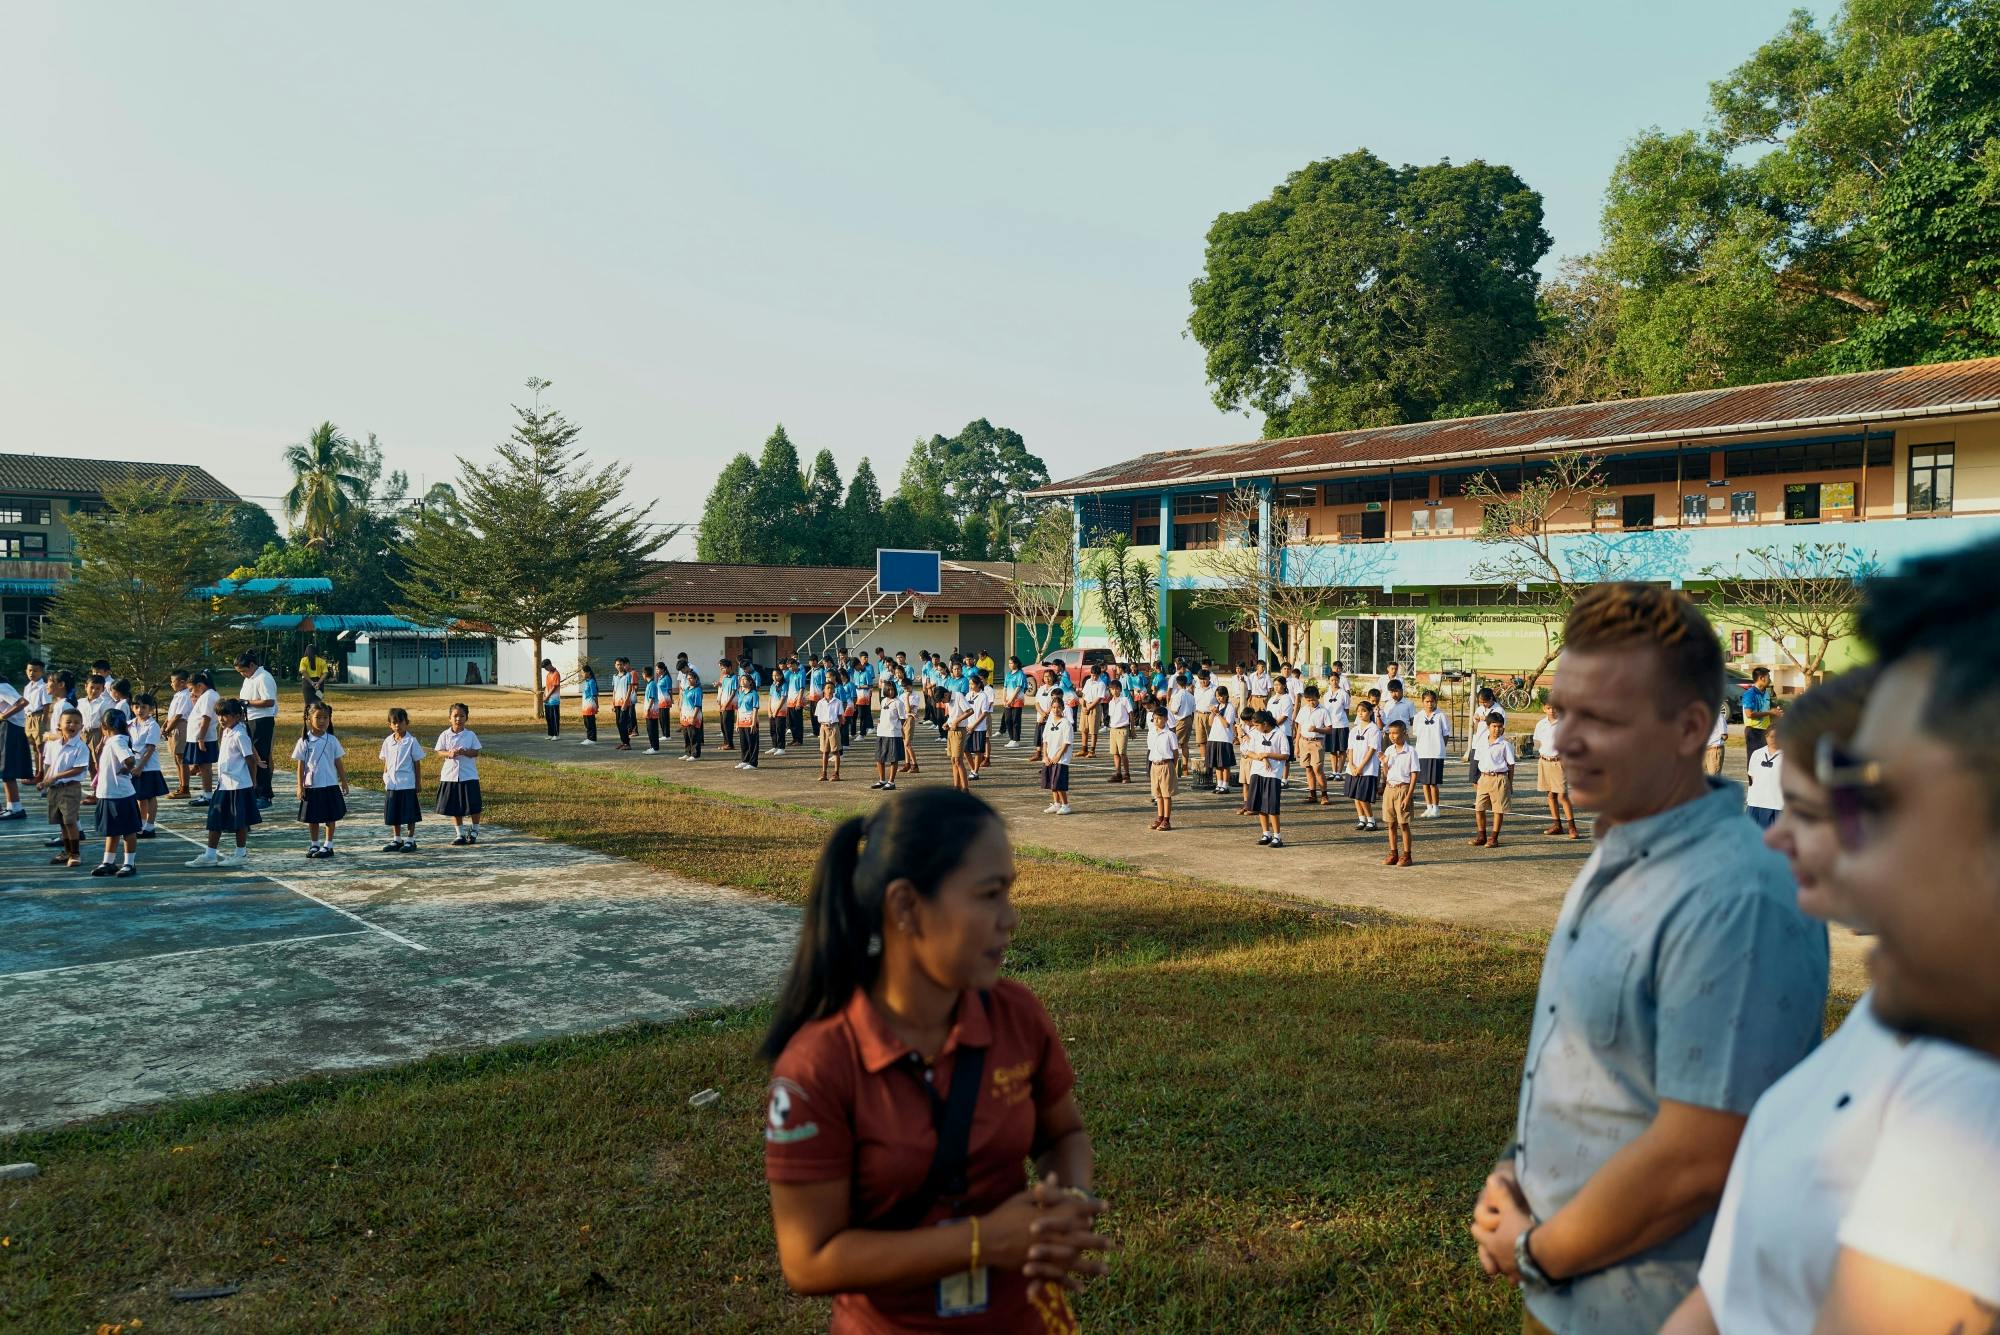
[875,548,942,598]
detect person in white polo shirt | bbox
[1533,699,1580,840]
[234,651,279,808]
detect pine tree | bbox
[803,449,846,564]
[395,378,672,712]
[842,459,884,565]
[696,454,760,563]
[746,425,809,564]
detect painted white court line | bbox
[156,826,430,953]
[0,930,371,981]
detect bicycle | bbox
[1494,676,1535,714]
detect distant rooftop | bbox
[1032,356,2000,498]
[0,453,241,504]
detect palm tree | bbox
[282,422,367,547]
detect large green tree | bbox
[746,425,810,565]
[899,420,1049,534]
[39,479,244,692]
[282,421,369,547]
[395,379,672,709]
[840,459,884,565]
[802,449,847,564]
[1189,150,1550,436]
[695,454,760,564]
[1581,0,1997,393]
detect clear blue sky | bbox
[0,2,1825,555]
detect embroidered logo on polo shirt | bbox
[990,1060,1036,1107]
[765,1078,820,1144]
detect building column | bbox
[1256,481,1273,662]
[1069,497,1083,643]
[1157,493,1172,660]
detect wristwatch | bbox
[1515,1225,1566,1293]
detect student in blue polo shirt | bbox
[642,664,663,754]
[678,668,704,760]
[850,653,875,737]
[734,673,762,769]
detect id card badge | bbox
[935,1219,989,1317]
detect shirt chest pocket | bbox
[1571,949,1636,1048]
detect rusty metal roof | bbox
[1033,357,2000,498]
[626,560,1011,612]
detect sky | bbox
[0,1,1829,557]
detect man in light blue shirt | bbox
[1472,583,1828,1335]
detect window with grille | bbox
[0,499,51,525]
[1172,493,1219,517]
[911,613,950,624]
[733,612,782,624]
[0,533,47,559]
[1326,478,1390,506]
[1908,445,1953,514]
[1723,437,1892,478]
[662,612,716,623]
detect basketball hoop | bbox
[906,590,929,619]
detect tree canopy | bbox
[1189,150,1551,437]
[1549,0,1999,401]
[692,420,1048,565]
[396,380,671,697]
[39,479,245,693]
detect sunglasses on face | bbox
[1815,733,1885,852]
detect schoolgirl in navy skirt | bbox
[188,700,264,866]
[434,703,484,845]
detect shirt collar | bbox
[1592,776,1744,859]
[845,986,994,1074]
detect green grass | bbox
[2,751,1555,1332]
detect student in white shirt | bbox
[815,689,846,784]
[89,710,144,876]
[1247,661,1273,710]
[163,669,193,797]
[1297,684,1333,806]
[1266,685,1295,785]
[185,673,220,804]
[234,651,280,807]
[1380,720,1419,867]
[1532,700,1581,839]
[379,707,426,851]
[1079,669,1105,758]
[1702,692,1729,776]
[1328,679,1353,763]
[0,673,31,818]
[292,701,351,858]
[127,694,167,836]
[1103,680,1133,784]
[187,699,265,866]
[435,701,484,844]
[871,679,907,791]
[1470,710,1516,848]
[18,658,50,782]
[1344,699,1384,831]
[1145,703,1180,831]
[1206,686,1239,794]
[1241,708,1289,847]
[966,673,993,780]
[1168,674,1198,777]
[1412,689,1452,817]
[1744,724,1784,830]
[37,709,90,866]
[1380,678,1416,734]
[1191,672,1218,783]
[1040,708,1074,815]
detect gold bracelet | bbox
[968,1215,981,1273]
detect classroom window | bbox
[0,533,47,559]
[0,499,51,525]
[1324,477,1390,506]
[1721,437,1892,478]
[1175,521,1219,547]
[1908,444,1954,514]
[1274,486,1318,509]
[1390,474,1429,500]
[1133,521,1161,545]
[2,612,26,640]
[1172,492,1220,517]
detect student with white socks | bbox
[1412,689,1452,818]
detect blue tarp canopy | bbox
[250,613,470,638]
[192,577,335,597]
[0,579,59,595]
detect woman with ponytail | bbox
[764,787,1110,1332]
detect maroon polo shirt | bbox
[766,980,1078,1333]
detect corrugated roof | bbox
[0,454,241,504]
[625,561,1012,612]
[192,577,334,597]
[1033,357,2000,497]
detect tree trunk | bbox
[531,634,543,718]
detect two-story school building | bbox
[0,453,241,653]
[497,560,1015,691]
[1031,357,2000,684]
